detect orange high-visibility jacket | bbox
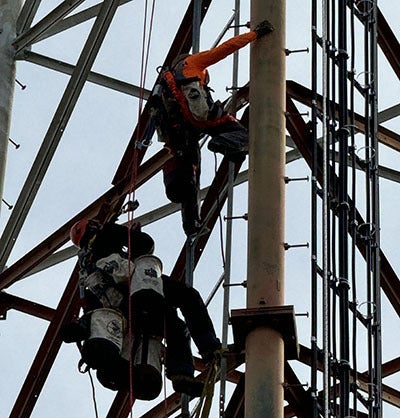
[181,31,257,86]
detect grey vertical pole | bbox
[0,0,22,216]
[220,4,240,417]
[192,0,201,53]
[246,0,286,417]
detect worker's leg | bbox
[165,306,204,397]
[163,143,201,236]
[207,119,248,162]
[163,278,221,361]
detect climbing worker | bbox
[64,218,160,398]
[62,218,221,398]
[150,19,274,235]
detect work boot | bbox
[171,375,204,397]
[207,132,248,163]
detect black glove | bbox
[254,20,274,39]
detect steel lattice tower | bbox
[1,1,400,417]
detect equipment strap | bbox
[192,358,220,418]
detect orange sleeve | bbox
[184,31,257,76]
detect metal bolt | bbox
[15,79,26,90]
[223,280,247,288]
[285,111,310,117]
[284,175,309,184]
[295,312,309,318]
[225,85,240,92]
[284,242,309,250]
[285,47,309,56]
[224,213,248,221]
[2,199,13,210]
[8,138,20,149]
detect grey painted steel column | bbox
[0,0,22,216]
[246,0,286,417]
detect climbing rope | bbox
[77,357,99,418]
[87,369,100,418]
[126,0,157,414]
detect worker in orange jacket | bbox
[151,20,274,235]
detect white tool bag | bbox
[130,255,164,297]
[96,253,134,285]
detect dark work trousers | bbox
[162,276,220,377]
[163,138,201,236]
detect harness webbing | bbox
[162,71,235,129]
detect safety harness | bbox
[161,70,235,130]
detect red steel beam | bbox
[354,4,400,79]
[0,292,55,321]
[376,7,400,79]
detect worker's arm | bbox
[186,31,257,71]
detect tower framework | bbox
[0,1,400,417]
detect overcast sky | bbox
[1,0,400,417]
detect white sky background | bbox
[1,0,400,417]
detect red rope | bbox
[127,1,157,414]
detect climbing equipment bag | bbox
[81,308,126,371]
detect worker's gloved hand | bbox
[254,20,274,38]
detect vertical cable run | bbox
[327,1,338,412]
[369,1,382,416]
[337,1,350,415]
[127,1,157,413]
[321,0,330,416]
[349,1,359,413]
[362,6,375,414]
[192,0,202,53]
[310,0,319,415]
